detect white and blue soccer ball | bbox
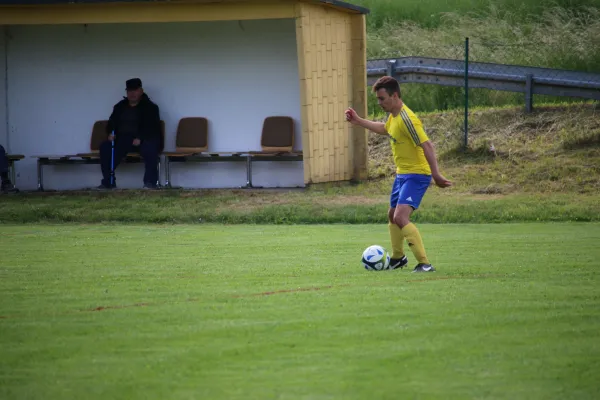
[361,245,391,271]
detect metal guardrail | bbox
[367,57,600,112]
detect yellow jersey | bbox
[384,104,432,175]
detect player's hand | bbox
[108,134,115,142]
[132,138,141,146]
[433,174,452,188]
[345,108,360,124]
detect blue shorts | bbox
[390,174,432,209]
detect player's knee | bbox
[393,207,412,228]
[393,214,410,228]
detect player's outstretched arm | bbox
[345,108,387,135]
[421,141,452,188]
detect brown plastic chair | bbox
[249,116,301,156]
[260,116,295,153]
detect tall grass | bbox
[362,4,600,114]
[353,0,600,29]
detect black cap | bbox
[126,78,142,90]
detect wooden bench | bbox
[32,120,165,191]
[164,116,303,189]
[6,154,24,187]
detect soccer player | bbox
[345,76,452,272]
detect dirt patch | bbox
[317,196,388,206]
[233,285,341,298]
[216,196,291,213]
[178,188,305,198]
[462,194,508,201]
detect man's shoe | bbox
[142,183,158,190]
[95,184,115,190]
[389,255,408,270]
[412,263,436,273]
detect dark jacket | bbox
[106,93,161,142]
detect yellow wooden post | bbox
[295,3,313,184]
[350,14,368,181]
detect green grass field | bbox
[1,223,599,399]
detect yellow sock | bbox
[401,223,430,264]
[388,222,405,259]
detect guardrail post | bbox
[525,74,534,113]
[386,60,396,78]
[464,37,469,150]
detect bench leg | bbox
[164,157,171,188]
[37,159,44,191]
[156,158,162,188]
[241,155,252,188]
[241,155,263,189]
[9,161,16,186]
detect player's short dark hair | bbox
[373,76,401,98]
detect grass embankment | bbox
[368,104,600,194]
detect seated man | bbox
[0,144,19,193]
[98,78,162,189]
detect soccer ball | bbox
[361,245,391,271]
